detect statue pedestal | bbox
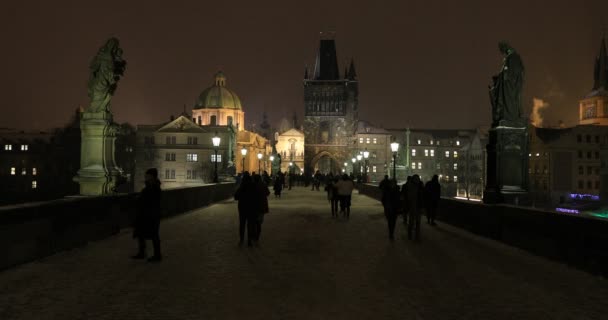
[483,126,529,205]
[73,111,123,195]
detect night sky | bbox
[1,0,607,131]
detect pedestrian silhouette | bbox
[234,172,257,247]
[425,175,441,226]
[132,168,162,262]
[404,174,424,241]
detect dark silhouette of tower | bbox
[303,34,358,174]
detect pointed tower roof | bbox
[313,37,340,80]
[347,58,357,80]
[594,36,608,90]
[304,66,309,80]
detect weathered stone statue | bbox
[74,38,127,195]
[87,38,126,113]
[484,41,529,205]
[489,42,525,127]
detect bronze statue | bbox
[489,42,525,127]
[87,38,126,113]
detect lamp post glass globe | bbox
[270,156,274,162]
[241,148,247,156]
[351,158,356,164]
[356,155,362,161]
[390,142,399,152]
[212,136,221,147]
[363,150,370,159]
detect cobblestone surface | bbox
[1,188,607,320]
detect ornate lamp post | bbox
[257,152,263,174]
[356,154,363,177]
[241,147,247,173]
[390,142,399,181]
[351,158,356,175]
[212,134,221,183]
[363,149,370,182]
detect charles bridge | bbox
[1,183,608,319]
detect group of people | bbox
[324,173,356,218]
[234,171,270,247]
[379,174,441,241]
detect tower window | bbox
[21,145,28,151]
[32,181,37,189]
[4,144,11,151]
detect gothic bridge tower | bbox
[303,35,358,175]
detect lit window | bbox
[4,144,11,151]
[359,138,363,143]
[412,149,416,157]
[430,140,434,145]
[424,149,429,157]
[21,168,26,175]
[430,150,435,157]
[417,139,421,145]
[418,162,422,169]
[186,153,198,162]
[454,163,458,170]
[211,154,222,162]
[454,176,458,182]
[366,138,370,144]
[456,141,460,146]
[445,151,450,158]
[21,145,28,151]
[372,165,377,173]
[453,151,458,158]
[536,153,540,157]
[32,181,37,189]
[373,138,377,144]
[10,167,15,175]
[32,168,37,175]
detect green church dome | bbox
[194,71,242,110]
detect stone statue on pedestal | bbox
[74,38,127,195]
[489,42,525,127]
[484,41,529,205]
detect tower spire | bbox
[347,58,357,80]
[595,35,608,91]
[313,33,340,80]
[304,65,309,80]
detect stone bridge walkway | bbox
[1,188,607,320]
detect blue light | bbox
[556,208,580,214]
[568,193,600,201]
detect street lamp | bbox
[269,155,275,176]
[363,149,370,182]
[212,134,221,183]
[356,154,363,176]
[257,152,263,174]
[241,147,247,173]
[390,142,399,181]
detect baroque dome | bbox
[194,71,242,110]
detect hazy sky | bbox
[1,0,607,131]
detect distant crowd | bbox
[129,167,440,262]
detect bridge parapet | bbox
[0,183,236,270]
[357,183,608,275]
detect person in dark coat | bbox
[132,168,162,262]
[425,175,441,226]
[404,174,425,241]
[379,175,391,209]
[400,176,412,226]
[384,179,402,240]
[234,172,257,247]
[273,172,284,198]
[325,176,339,217]
[254,174,270,244]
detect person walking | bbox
[379,175,391,210]
[253,174,270,244]
[400,176,412,226]
[273,172,284,198]
[234,172,257,247]
[132,168,162,262]
[425,175,441,226]
[385,180,402,240]
[405,174,425,241]
[335,174,355,218]
[325,175,339,217]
